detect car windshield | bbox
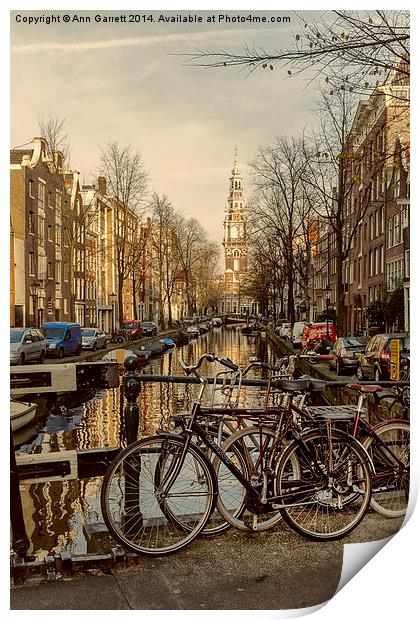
[10,331,24,343]
[124,322,139,329]
[43,327,64,340]
[344,338,363,347]
[402,336,410,352]
[141,323,154,328]
[82,329,95,337]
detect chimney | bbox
[53,151,64,171]
[98,176,107,195]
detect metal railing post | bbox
[123,355,141,445]
[10,425,30,558]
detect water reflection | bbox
[14,327,279,557]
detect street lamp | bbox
[29,280,41,327]
[110,292,116,333]
[324,286,332,340]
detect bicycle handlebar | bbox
[179,353,239,375]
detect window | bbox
[369,250,373,277]
[394,169,401,199]
[29,179,35,198]
[38,216,45,246]
[64,262,69,282]
[28,211,35,234]
[55,260,61,285]
[405,249,409,278]
[37,181,45,210]
[29,252,35,276]
[64,298,68,314]
[388,218,393,249]
[393,213,401,245]
[380,245,384,274]
[48,192,52,208]
[47,261,54,279]
[380,206,385,234]
[369,214,374,240]
[48,225,54,242]
[374,247,379,276]
[375,210,379,238]
[55,191,62,219]
[55,223,62,248]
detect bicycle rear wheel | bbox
[275,429,372,541]
[101,435,217,556]
[213,426,286,532]
[363,421,409,518]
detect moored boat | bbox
[10,400,37,432]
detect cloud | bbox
[11,27,276,55]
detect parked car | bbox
[292,321,308,348]
[122,320,143,340]
[10,328,46,365]
[329,336,366,375]
[42,322,82,358]
[140,321,158,337]
[81,328,108,351]
[301,322,337,350]
[279,322,292,340]
[356,333,410,381]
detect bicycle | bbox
[279,382,410,518]
[101,354,372,556]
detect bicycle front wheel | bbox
[101,435,217,556]
[363,421,409,518]
[275,429,372,541]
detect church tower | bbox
[221,149,250,315]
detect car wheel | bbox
[92,342,97,352]
[18,353,25,365]
[374,368,382,382]
[75,345,82,356]
[57,348,64,359]
[336,361,342,376]
[39,350,45,364]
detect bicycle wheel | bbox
[158,425,248,536]
[212,426,286,532]
[363,421,409,518]
[275,428,372,541]
[375,392,408,421]
[101,435,217,556]
[196,427,249,535]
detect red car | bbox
[301,322,337,350]
[122,320,143,340]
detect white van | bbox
[292,322,307,348]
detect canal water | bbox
[15,327,281,558]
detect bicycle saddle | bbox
[270,378,312,392]
[346,384,383,393]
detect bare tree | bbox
[38,113,70,169]
[150,192,181,327]
[249,136,311,324]
[185,10,409,99]
[98,140,148,324]
[173,216,217,316]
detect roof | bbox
[10,149,33,165]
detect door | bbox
[63,328,72,354]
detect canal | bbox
[15,326,280,559]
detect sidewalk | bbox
[10,513,403,610]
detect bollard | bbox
[123,355,141,445]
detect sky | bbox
[10,9,323,250]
